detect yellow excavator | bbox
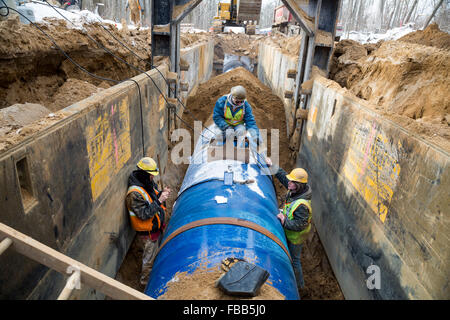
[213,0,262,35]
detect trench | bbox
[0,9,448,299]
[115,42,344,299]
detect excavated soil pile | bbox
[330,26,450,151]
[159,266,285,300]
[0,16,152,109]
[214,33,265,61]
[264,34,302,57]
[0,16,206,152]
[181,31,211,48]
[183,67,290,171]
[399,23,450,50]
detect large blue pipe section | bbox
[145,126,300,300]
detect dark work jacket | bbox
[125,170,165,233]
[275,168,312,232]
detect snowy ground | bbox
[22,1,145,30]
[342,23,416,43]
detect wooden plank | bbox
[0,237,12,255]
[0,222,152,300]
[166,72,178,84]
[57,272,79,300]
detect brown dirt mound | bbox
[0,16,151,109]
[399,23,450,50]
[159,266,285,300]
[49,78,104,112]
[181,32,211,48]
[330,38,450,151]
[184,67,290,168]
[329,39,368,88]
[265,34,302,57]
[0,17,207,112]
[214,33,264,60]
[0,17,207,153]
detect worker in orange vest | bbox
[126,0,144,27]
[125,157,171,286]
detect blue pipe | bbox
[145,127,299,300]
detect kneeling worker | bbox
[212,85,260,146]
[125,157,171,286]
[266,158,312,291]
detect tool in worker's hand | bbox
[156,154,169,207]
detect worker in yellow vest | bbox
[125,157,171,286]
[212,85,260,147]
[266,158,312,291]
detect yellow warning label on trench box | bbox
[86,98,131,200]
[342,123,401,223]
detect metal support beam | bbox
[173,0,203,23]
[281,0,315,36]
[293,30,308,110]
[0,222,152,300]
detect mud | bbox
[330,25,450,151]
[117,67,344,300]
[159,266,285,300]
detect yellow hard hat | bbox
[137,157,159,176]
[286,168,308,183]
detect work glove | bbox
[224,127,236,140]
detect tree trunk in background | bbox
[356,0,365,31]
[379,0,386,31]
[405,0,419,23]
[81,0,151,26]
[387,0,400,29]
[424,0,444,28]
[350,0,360,32]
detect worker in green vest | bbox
[212,85,260,147]
[266,157,312,290]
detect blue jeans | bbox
[288,241,304,289]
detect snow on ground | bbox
[180,26,208,33]
[342,23,416,44]
[23,1,146,30]
[223,26,245,34]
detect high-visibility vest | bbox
[282,198,312,245]
[126,185,166,232]
[224,96,245,126]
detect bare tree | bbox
[424,0,444,27]
[405,0,419,23]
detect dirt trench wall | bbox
[257,42,298,136]
[299,77,449,300]
[0,41,215,299]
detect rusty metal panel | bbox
[299,77,449,300]
[0,66,170,299]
